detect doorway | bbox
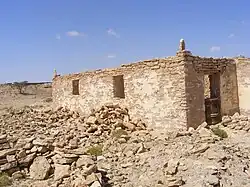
[204,73,222,125]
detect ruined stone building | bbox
[52,40,240,131]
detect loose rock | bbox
[30,156,51,180]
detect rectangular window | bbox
[113,75,125,98]
[72,79,79,95]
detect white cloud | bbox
[66,30,85,37]
[56,34,61,40]
[107,28,120,38]
[107,54,116,58]
[210,46,221,52]
[228,33,235,38]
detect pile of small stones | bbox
[0,105,148,187]
[221,112,250,131]
[1,105,250,187]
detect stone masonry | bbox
[52,39,240,131]
[235,57,250,115]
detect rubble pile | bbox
[0,105,250,187]
[0,105,148,187]
[221,112,250,131]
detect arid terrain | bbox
[0,83,52,115]
[0,58,249,187]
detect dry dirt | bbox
[0,83,52,115]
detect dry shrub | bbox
[86,144,103,156]
[212,127,228,138]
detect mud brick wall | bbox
[52,57,188,131]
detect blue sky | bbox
[0,0,249,83]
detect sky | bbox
[0,0,249,83]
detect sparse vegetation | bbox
[236,55,246,58]
[211,127,228,138]
[86,144,103,156]
[0,173,12,187]
[11,81,28,94]
[43,84,52,88]
[111,129,128,139]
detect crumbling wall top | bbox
[53,39,237,82]
[53,56,185,82]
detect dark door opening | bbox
[204,73,222,125]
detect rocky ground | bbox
[0,82,250,186]
[0,104,250,187]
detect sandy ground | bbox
[0,84,52,114]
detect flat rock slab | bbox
[76,155,95,168]
[0,148,16,158]
[54,164,70,181]
[30,156,51,180]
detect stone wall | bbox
[220,63,240,115]
[180,53,239,128]
[184,60,205,129]
[235,58,250,115]
[53,50,240,131]
[52,57,188,131]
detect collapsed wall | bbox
[0,105,148,186]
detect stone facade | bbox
[52,40,240,131]
[182,53,239,129]
[235,57,250,116]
